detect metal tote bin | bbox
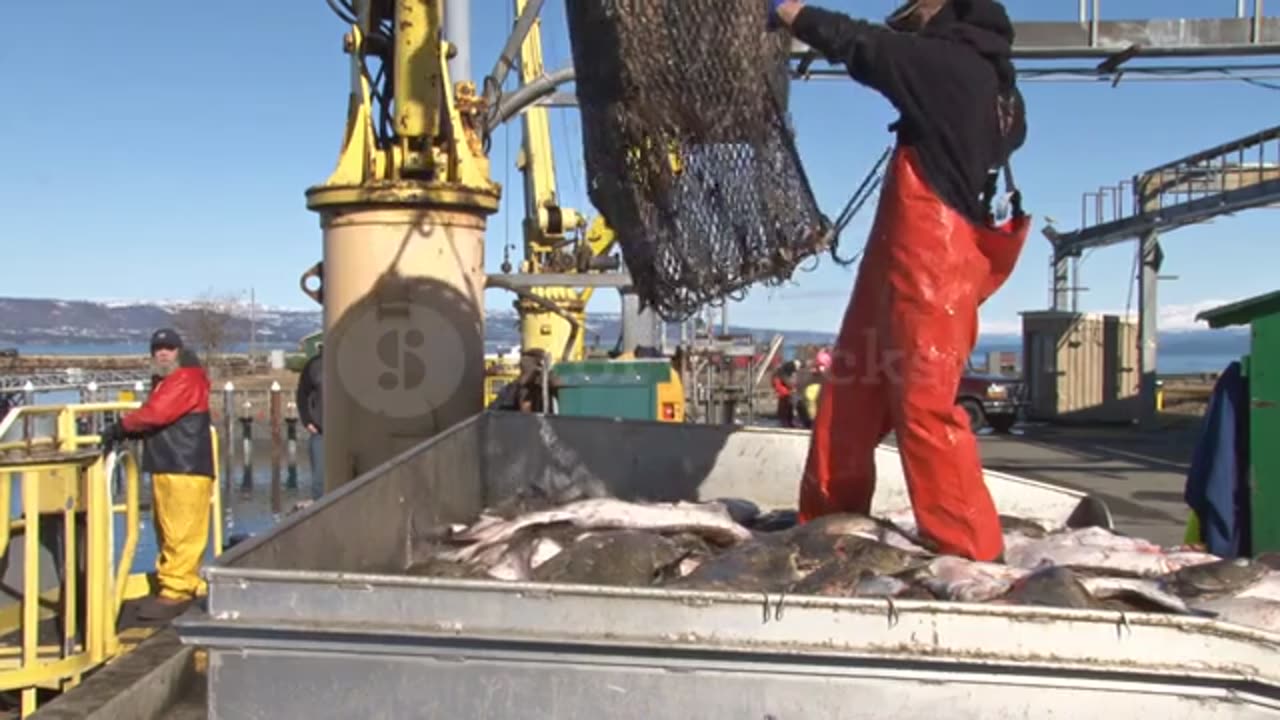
[177,413,1280,719]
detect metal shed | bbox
[1020,311,1139,423]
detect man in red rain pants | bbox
[771,0,1032,561]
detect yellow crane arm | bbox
[309,0,497,203]
[516,0,582,262]
[511,0,622,361]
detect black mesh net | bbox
[565,0,832,321]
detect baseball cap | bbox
[150,328,183,351]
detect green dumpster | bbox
[1197,290,1280,554]
[299,331,324,359]
[554,359,685,422]
[285,331,323,372]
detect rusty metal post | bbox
[269,382,283,514]
[240,404,253,491]
[222,382,235,504]
[285,403,299,490]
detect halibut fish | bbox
[441,498,755,564]
[405,494,1280,635]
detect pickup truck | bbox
[958,370,1026,434]
[783,368,1027,435]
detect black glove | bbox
[100,422,126,450]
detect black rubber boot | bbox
[136,596,193,623]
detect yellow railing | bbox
[0,401,224,717]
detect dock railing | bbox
[0,402,223,717]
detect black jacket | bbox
[121,348,215,477]
[296,353,322,433]
[791,0,1027,225]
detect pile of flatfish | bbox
[407,495,1280,634]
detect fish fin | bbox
[885,522,937,555]
[452,514,506,542]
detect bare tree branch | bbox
[174,290,243,377]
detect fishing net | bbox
[564,0,832,321]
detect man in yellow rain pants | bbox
[101,328,214,622]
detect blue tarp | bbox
[1184,361,1252,558]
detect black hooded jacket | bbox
[296,352,322,433]
[791,0,1027,225]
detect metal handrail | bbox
[111,450,141,618]
[210,426,224,559]
[0,401,142,453]
[0,452,129,714]
[0,401,225,717]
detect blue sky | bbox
[4,0,1278,335]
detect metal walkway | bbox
[0,369,151,394]
[1038,124,1280,430]
[1046,125,1280,256]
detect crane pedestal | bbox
[310,199,496,493]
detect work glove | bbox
[99,422,126,451]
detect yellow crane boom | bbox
[512,0,616,362]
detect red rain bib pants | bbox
[798,146,1031,562]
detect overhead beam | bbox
[490,17,1280,122]
[1050,178,1280,253]
[1147,166,1280,197]
[790,17,1280,60]
[1051,125,1280,256]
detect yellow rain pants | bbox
[804,382,821,415]
[153,473,213,600]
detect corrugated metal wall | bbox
[1022,312,1139,422]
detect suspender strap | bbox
[984,91,1025,221]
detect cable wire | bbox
[325,0,357,25]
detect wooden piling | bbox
[239,406,253,491]
[285,404,299,490]
[270,382,282,514]
[222,382,235,506]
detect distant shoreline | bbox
[5,337,1246,376]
